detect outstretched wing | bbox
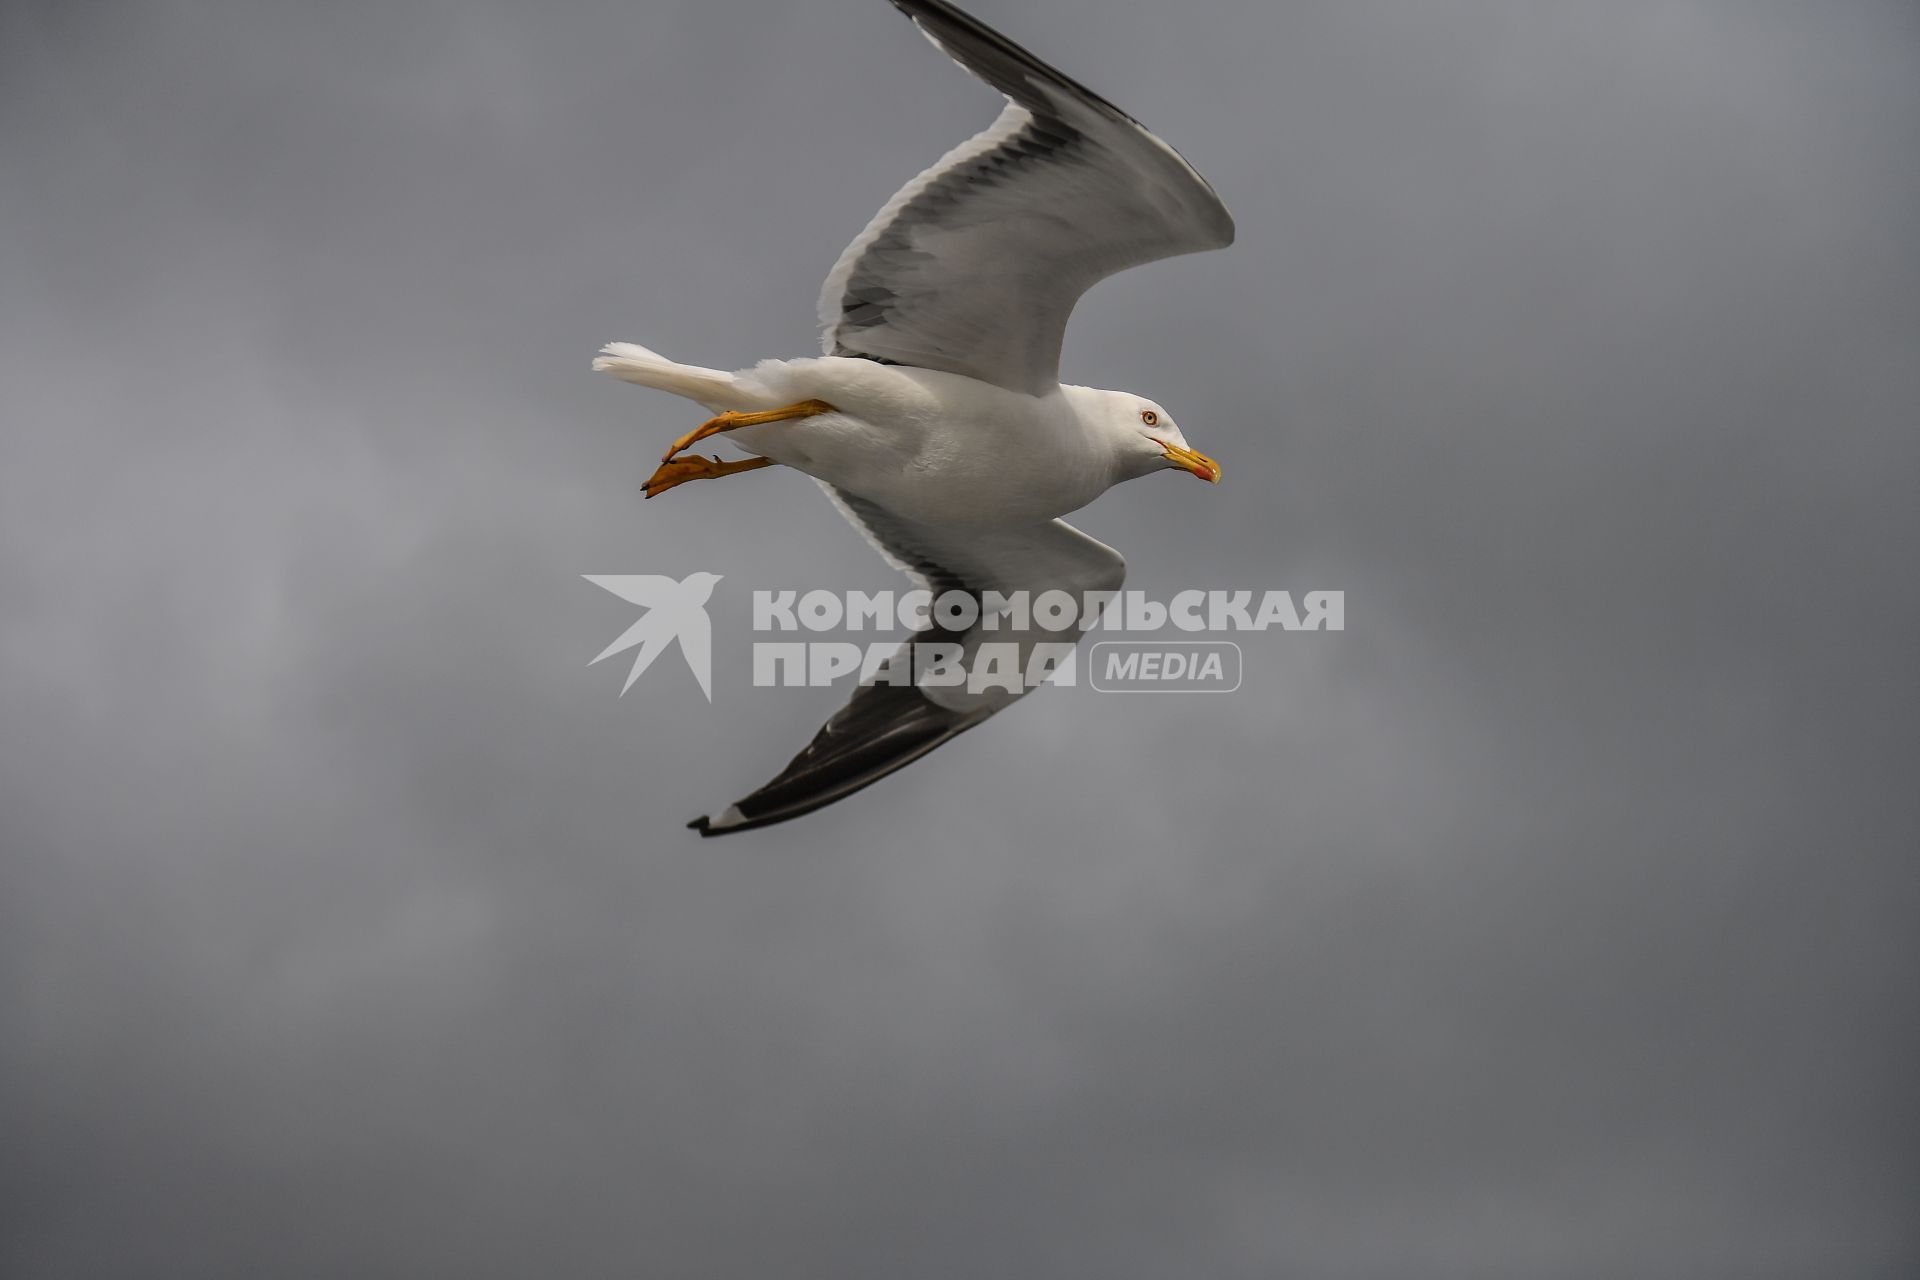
[818,0,1235,397]
[582,573,683,607]
[688,486,1125,836]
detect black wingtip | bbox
[680,677,993,837]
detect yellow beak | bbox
[1162,442,1222,484]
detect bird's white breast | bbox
[726,357,1114,528]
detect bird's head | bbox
[680,571,724,603]
[1085,388,1222,486]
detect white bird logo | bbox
[583,572,722,700]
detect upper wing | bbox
[688,486,1125,836]
[817,0,1235,397]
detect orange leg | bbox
[643,453,777,500]
[662,398,837,463]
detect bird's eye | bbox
[1140,409,1158,426]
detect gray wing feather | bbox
[818,0,1235,397]
[689,486,1125,836]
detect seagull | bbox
[593,0,1234,835]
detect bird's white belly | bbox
[727,361,1110,528]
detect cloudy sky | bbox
[3,1,1917,1275]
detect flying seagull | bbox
[594,0,1234,835]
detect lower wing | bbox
[688,485,1126,836]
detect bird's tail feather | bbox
[592,342,746,411]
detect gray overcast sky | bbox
[3,2,1917,1276]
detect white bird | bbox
[593,0,1234,835]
